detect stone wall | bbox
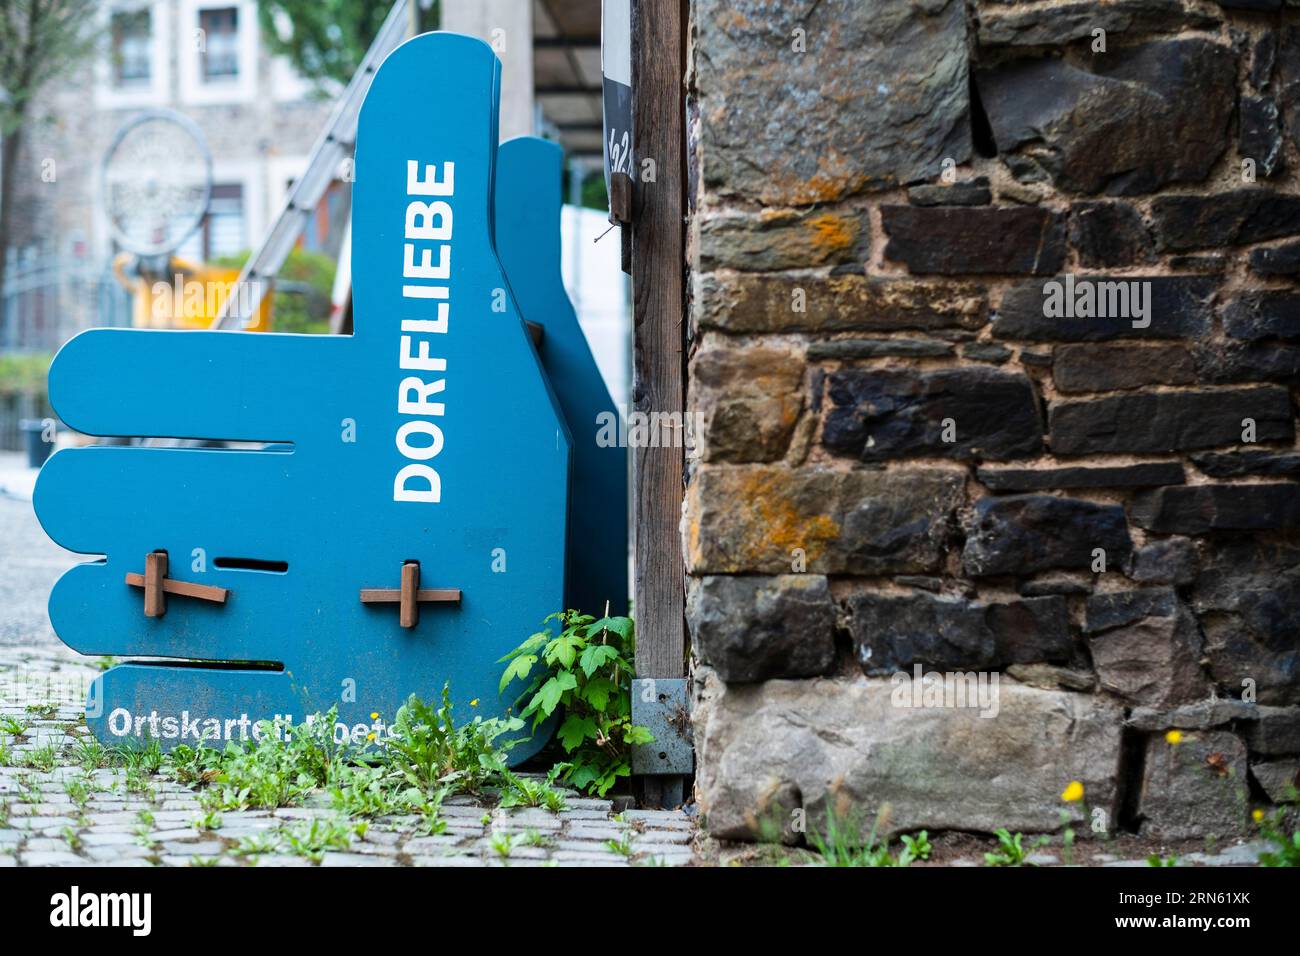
[686,0,1300,843]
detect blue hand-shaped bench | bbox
[34,32,625,754]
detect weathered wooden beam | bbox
[630,0,687,684]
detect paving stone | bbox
[631,829,692,845]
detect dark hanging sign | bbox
[601,0,632,219]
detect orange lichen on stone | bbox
[733,468,840,567]
[805,213,858,256]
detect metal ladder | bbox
[208,0,413,331]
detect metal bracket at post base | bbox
[631,678,692,807]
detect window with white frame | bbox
[96,1,170,108]
[175,183,246,263]
[199,7,240,82]
[179,0,258,104]
[110,8,152,87]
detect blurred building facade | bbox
[3,0,335,352]
[1,0,627,399]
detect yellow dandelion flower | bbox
[470,699,479,707]
[370,712,379,720]
[1165,730,1183,745]
[1252,808,1265,823]
[367,732,376,741]
[1060,780,1084,802]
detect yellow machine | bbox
[114,253,272,332]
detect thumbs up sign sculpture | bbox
[35,34,570,758]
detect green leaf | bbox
[578,643,619,678]
[581,677,615,712]
[498,654,537,694]
[566,761,601,791]
[543,633,584,669]
[535,671,579,717]
[556,715,598,753]
[589,616,634,642]
[623,724,655,746]
[594,763,630,797]
[497,632,550,663]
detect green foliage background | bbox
[258,0,440,89]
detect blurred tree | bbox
[259,0,440,89]
[580,169,610,211]
[0,0,97,303]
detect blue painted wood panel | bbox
[34,34,570,756]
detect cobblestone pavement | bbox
[0,453,696,867]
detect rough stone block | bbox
[1069,201,1154,267]
[976,462,1184,492]
[1084,589,1208,706]
[688,575,837,682]
[692,669,1124,841]
[695,272,987,334]
[1191,450,1300,479]
[907,178,991,207]
[881,205,1066,275]
[694,0,970,204]
[1249,241,1300,276]
[1139,731,1250,840]
[1132,483,1300,533]
[994,276,1216,342]
[1151,189,1300,250]
[1224,291,1300,341]
[977,39,1236,194]
[684,465,964,575]
[1125,536,1198,586]
[978,0,1219,48]
[1239,95,1284,178]
[1243,707,1300,755]
[823,367,1042,461]
[691,346,804,463]
[697,207,869,272]
[1251,759,1300,803]
[962,494,1132,577]
[1048,387,1294,454]
[1191,540,1300,706]
[848,590,1072,673]
[1053,343,1197,393]
[1126,698,1257,732]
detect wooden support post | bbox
[143,551,167,618]
[400,560,420,628]
[630,0,688,807]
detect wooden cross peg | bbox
[144,550,166,617]
[125,550,230,618]
[359,561,461,628]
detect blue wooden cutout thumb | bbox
[35,33,569,759]
[495,137,629,617]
